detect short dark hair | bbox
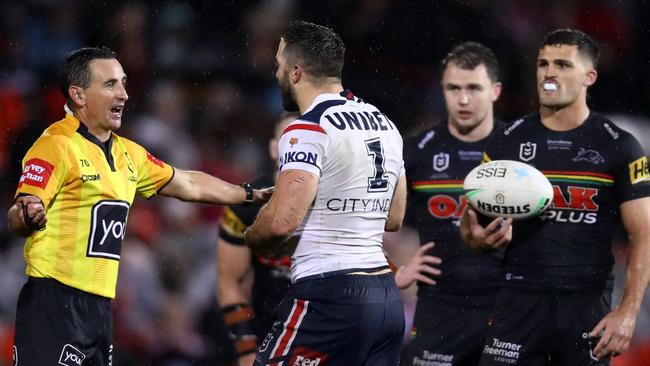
[58,47,117,99]
[280,21,345,81]
[540,29,599,68]
[442,42,500,83]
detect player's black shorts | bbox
[479,287,612,366]
[402,291,495,366]
[254,270,404,366]
[13,277,113,366]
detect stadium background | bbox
[0,0,649,364]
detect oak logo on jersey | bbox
[290,137,299,146]
[428,195,468,219]
[289,347,328,366]
[58,344,86,366]
[573,148,605,164]
[87,200,130,260]
[628,156,649,184]
[19,158,54,189]
[539,186,599,224]
[432,153,449,172]
[519,142,536,162]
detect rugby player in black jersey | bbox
[216,112,297,366]
[396,42,504,366]
[461,29,650,365]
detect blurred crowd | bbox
[1,0,650,365]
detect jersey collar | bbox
[302,90,352,115]
[69,114,117,171]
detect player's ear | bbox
[69,86,85,106]
[291,64,303,84]
[584,69,597,87]
[492,81,503,102]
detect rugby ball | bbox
[463,160,553,220]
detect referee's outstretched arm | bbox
[158,168,272,205]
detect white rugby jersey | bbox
[278,90,405,282]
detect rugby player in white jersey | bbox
[245,20,407,366]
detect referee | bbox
[7,47,270,366]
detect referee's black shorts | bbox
[13,277,113,366]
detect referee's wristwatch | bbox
[240,183,254,206]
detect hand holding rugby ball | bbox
[463,160,553,220]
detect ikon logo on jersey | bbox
[87,200,130,260]
[58,344,86,366]
[279,151,319,167]
[289,347,328,366]
[19,158,55,189]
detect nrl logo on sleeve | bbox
[629,156,649,184]
[87,200,130,260]
[19,158,55,189]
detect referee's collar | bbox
[72,116,115,162]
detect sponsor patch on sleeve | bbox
[19,158,55,189]
[629,156,650,184]
[146,152,164,167]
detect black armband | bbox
[240,183,254,206]
[222,303,258,356]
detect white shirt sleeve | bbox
[277,121,329,177]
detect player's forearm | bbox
[618,236,650,313]
[245,203,292,254]
[218,281,249,307]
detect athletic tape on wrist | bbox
[222,303,258,355]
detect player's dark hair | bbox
[59,47,117,99]
[540,29,599,68]
[442,42,500,83]
[280,20,345,81]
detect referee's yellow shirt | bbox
[15,113,174,298]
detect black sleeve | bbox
[613,133,650,203]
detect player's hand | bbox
[238,353,257,366]
[253,186,274,204]
[589,306,637,359]
[460,207,512,252]
[15,195,47,231]
[394,242,442,289]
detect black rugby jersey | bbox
[404,122,506,295]
[218,174,292,327]
[484,112,650,291]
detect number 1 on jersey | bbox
[365,138,389,192]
